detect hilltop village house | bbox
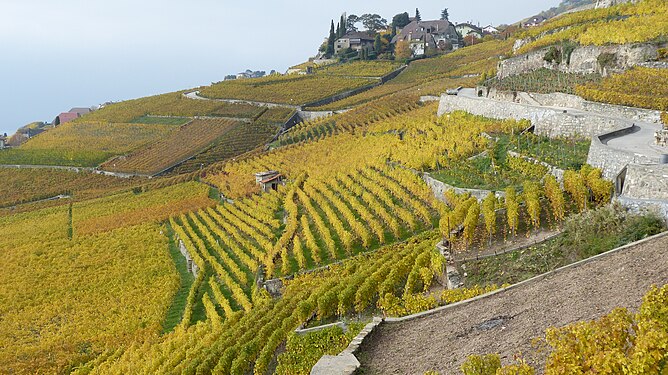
[525,15,548,27]
[255,171,284,192]
[482,25,499,34]
[455,23,483,40]
[0,134,7,149]
[334,32,376,54]
[392,20,461,57]
[53,107,91,126]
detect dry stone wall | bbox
[438,94,629,138]
[622,163,668,200]
[505,91,662,124]
[498,43,658,79]
[423,172,505,202]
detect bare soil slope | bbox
[357,233,668,374]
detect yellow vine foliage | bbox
[575,67,668,111]
[0,222,178,374]
[545,285,668,374]
[517,0,668,55]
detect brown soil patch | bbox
[357,233,668,374]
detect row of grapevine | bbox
[79,231,446,375]
[575,67,668,111]
[198,74,376,105]
[265,167,438,277]
[308,39,513,111]
[440,164,613,248]
[212,103,526,198]
[79,91,266,124]
[0,121,174,167]
[72,181,215,235]
[0,222,178,374]
[0,167,138,208]
[314,60,403,77]
[278,91,422,146]
[101,118,240,175]
[516,0,667,54]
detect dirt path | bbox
[357,233,668,374]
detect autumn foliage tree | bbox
[394,40,412,60]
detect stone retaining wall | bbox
[622,163,668,200]
[423,172,504,203]
[498,43,658,79]
[617,196,668,220]
[495,91,662,124]
[297,110,334,121]
[438,94,628,138]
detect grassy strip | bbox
[162,223,196,333]
[431,133,590,191]
[130,116,191,126]
[275,322,367,375]
[461,205,666,287]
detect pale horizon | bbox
[0,0,559,135]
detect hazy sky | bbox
[0,0,558,135]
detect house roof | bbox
[338,32,376,42]
[255,170,279,178]
[526,15,548,25]
[392,20,454,44]
[260,174,282,184]
[57,112,79,124]
[69,107,91,116]
[456,23,482,33]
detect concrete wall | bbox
[438,94,629,138]
[498,43,658,79]
[622,163,668,200]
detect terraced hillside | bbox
[2,1,667,373]
[101,118,243,175]
[514,0,668,55]
[0,92,284,170]
[198,61,404,106]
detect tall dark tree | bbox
[392,12,411,28]
[327,20,336,56]
[347,14,360,32]
[415,8,421,21]
[440,8,449,21]
[336,22,341,38]
[340,14,347,36]
[374,34,382,53]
